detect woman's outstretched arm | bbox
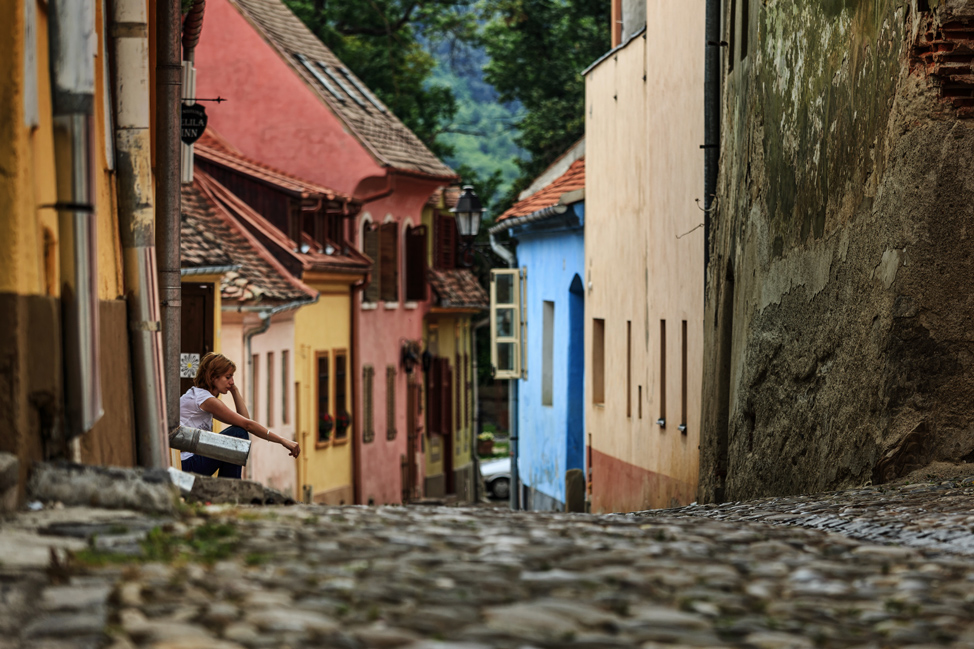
[200,396,300,457]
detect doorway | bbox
[180,283,215,396]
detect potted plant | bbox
[318,412,334,442]
[477,430,494,456]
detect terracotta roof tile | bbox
[230,0,455,179]
[195,130,350,201]
[428,269,488,310]
[181,176,317,306]
[497,157,585,222]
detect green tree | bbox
[480,0,609,208]
[283,0,477,157]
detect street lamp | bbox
[451,185,484,266]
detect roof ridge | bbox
[497,156,585,223]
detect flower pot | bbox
[477,439,494,456]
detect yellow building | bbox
[420,190,488,501]
[0,0,165,498]
[583,1,705,512]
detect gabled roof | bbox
[195,131,351,202]
[230,0,455,180]
[497,157,585,223]
[428,269,489,310]
[181,177,317,307]
[196,169,372,277]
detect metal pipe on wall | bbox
[113,0,170,468]
[49,0,103,446]
[704,0,721,288]
[157,0,183,443]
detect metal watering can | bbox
[169,426,251,465]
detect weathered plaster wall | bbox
[514,220,585,510]
[700,0,974,502]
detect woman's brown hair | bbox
[194,352,236,390]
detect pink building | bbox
[194,0,459,503]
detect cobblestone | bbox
[3,476,974,647]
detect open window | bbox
[379,222,399,302]
[363,223,379,303]
[490,268,525,380]
[405,224,428,302]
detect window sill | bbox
[403,301,418,310]
[332,435,350,446]
[361,303,378,311]
[315,439,332,449]
[382,301,399,310]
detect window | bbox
[435,214,457,269]
[316,351,330,444]
[592,318,605,405]
[386,365,397,440]
[267,352,275,426]
[363,365,375,443]
[334,351,348,439]
[626,320,631,417]
[681,320,688,433]
[405,224,428,302]
[490,268,523,379]
[252,354,260,422]
[363,223,379,303]
[659,320,667,426]
[281,350,290,425]
[542,301,554,406]
[379,222,399,302]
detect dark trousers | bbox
[181,425,249,479]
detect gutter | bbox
[181,264,240,277]
[581,26,647,77]
[488,204,570,236]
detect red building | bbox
[193,0,460,503]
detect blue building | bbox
[488,142,586,511]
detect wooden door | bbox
[180,283,214,396]
[404,382,419,502]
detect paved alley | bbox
[4,475,974,648]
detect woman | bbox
[179,352,299,478]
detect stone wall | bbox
[700,0,974,502]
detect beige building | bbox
[584,1,705,512]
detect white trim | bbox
[403,301,418,310]
[361,303,378,311]
[383,301,399,310]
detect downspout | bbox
[49,1,103,448]
[350,278,366,504]
[704,0,721,289]
[158,0,183,444]
[244,314,271,419]
[112,0,169,467]
[471,316,489,503]
[486,225,520,510]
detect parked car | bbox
[480,457,511,500]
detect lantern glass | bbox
[452,186,483,239]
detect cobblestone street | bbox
[5,475,974,649]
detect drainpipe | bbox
[49,1,103,447]
[158,0,183,445]
[486,227,520,510]
[704,0,721,289]
[112,0,169,467]
[350,278,365,504]
[472,316,489,502]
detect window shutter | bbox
[364,226,379,303]
[386,365,397,440]
[464,352,470,431]
[405,225,428,302]
[490,268,523,379]
[379,222,399,302]
[427,359,441,435]
[363,365,375,443]
[435,214,456,270]
[442,358,453,441]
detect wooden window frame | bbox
[281,350,290,425]
[267,351,275,427]
[363,222,379,304]
[363,365,375,443]
[379,221,399,303]
[333,349,349,443]
[542,301,555,407]
[490,268,523,379]
[315,351,331,447]
[592,318,605,405]
[386,365,397,440]
[404,224,428,302]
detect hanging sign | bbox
[180,103,208,144]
